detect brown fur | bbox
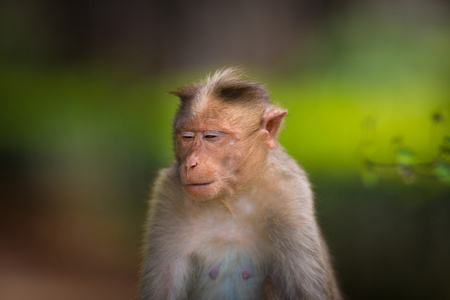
[140,68,342,300]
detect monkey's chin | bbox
[183,183,218,202]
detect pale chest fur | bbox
[180,194,269,300]
[183,193,266,255]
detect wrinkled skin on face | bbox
[175,102,286,202]
[176,108,253,201]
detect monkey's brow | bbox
[247,127,261,137]
[176,128,230,134]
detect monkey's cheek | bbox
[183,183,218,202]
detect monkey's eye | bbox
[203,132,220,140]
[180,132,195,140]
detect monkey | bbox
[140,68,342,300]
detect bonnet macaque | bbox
[140,68,341,300]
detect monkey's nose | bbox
[185,160,198,170]
[185,154,199,170]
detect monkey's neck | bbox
[219,199,234,215]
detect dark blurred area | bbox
[1,0,450,299]
[0,0,336,71]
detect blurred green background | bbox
[1,0,450,299]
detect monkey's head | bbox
[170,68,286,202]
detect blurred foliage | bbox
[360,117,450,186]
[1,2,450,178]
[269,7,450,178]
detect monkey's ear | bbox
[262,109,287,149]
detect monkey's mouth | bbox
[185,182,213,186]
[183,182,216,201]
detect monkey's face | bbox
[175,108,265,202]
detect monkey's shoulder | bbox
[145,165,193,228]
[265,147,313,198]
[150,165,184,201]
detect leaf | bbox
[433,159,450,184]
[396,147,415,166]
